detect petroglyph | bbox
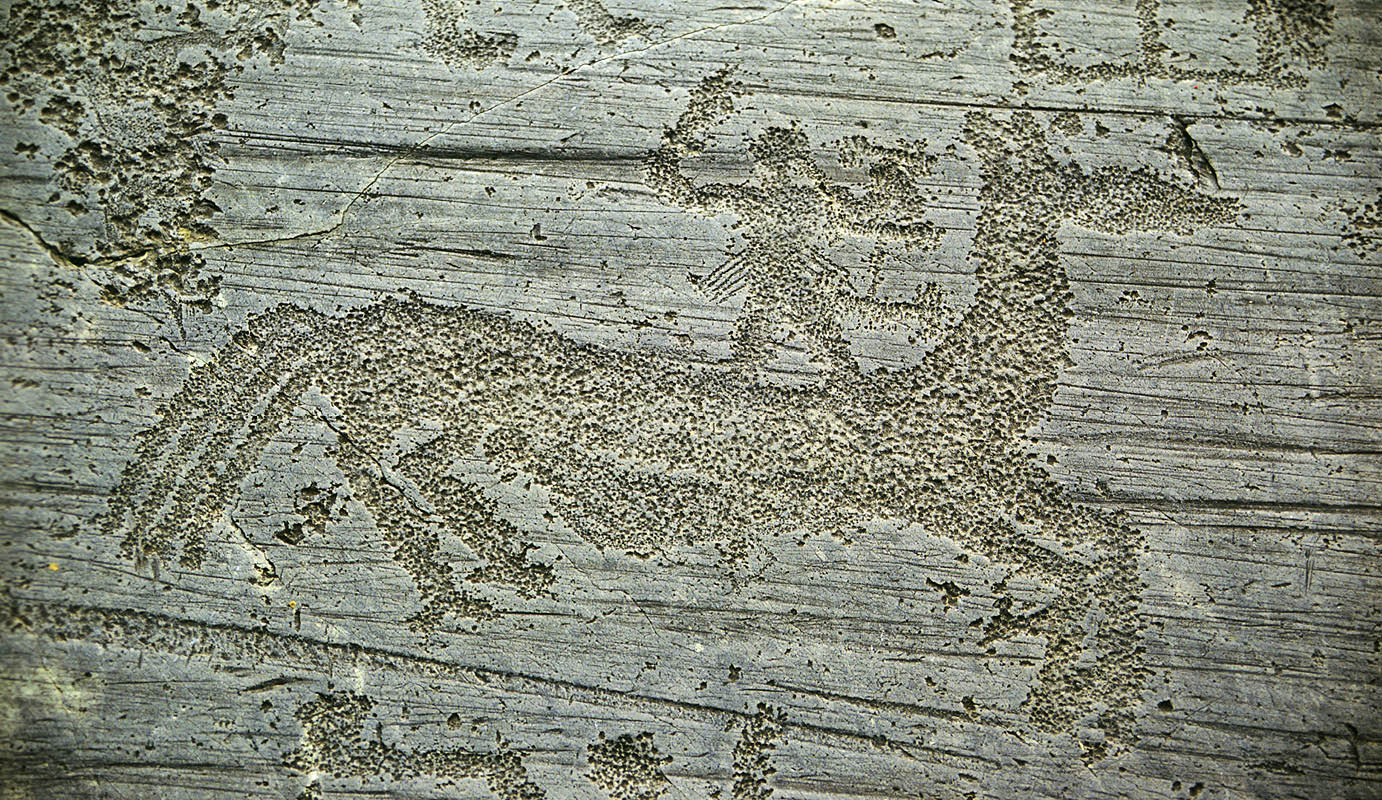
[419,0,520,70]
[645,70,951,376]
[0,0,1377,793]
[0,0,341,310]
[285,691,545,799]
[1010,0,1335,87]
[587,731,672,800]
[95,72,1239,760]
[418,0,647,70]
[276,691,788,798]
[284,693,783,798]
[731,704,787,800]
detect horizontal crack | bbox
[4,594,998,766]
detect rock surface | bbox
[0,0,1378,798]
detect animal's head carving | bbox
[648,75,1239,384]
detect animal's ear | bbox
[1064,165,1239,235]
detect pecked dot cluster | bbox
[586,731,672,800]
[1,0,335,309]
[285,691,545,799]
[1009,0,1334,87]
[645,70,950,374]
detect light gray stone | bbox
[0,0,1378,798]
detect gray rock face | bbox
[0,1,1377,798]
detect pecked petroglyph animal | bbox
[97,73,1238,759]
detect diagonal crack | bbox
[185,0,814,255]
[3,0,813,280]
[0,208,88,270]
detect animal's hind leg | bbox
[325,421,556,631]
[328,431,498,632]
[393,431,555,601]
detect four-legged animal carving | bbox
[99,76,1238,759]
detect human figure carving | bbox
[98,73,1238,759]
[645,71,948,374]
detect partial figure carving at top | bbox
[0,0,343,311]
[418,0,648,70]
[565,0,651,45]
[97,72,1238,760]
[1010,0,1335,87]
[419,0,520,70]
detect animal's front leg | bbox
[967,466,1149,762]
[903,449,1146,760]
[1022,503,1147,762]
[328,427,500,632]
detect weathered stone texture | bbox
[0,0,1377,798]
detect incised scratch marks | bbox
[97,72,1239,761]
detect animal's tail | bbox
[98,306,325,573]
